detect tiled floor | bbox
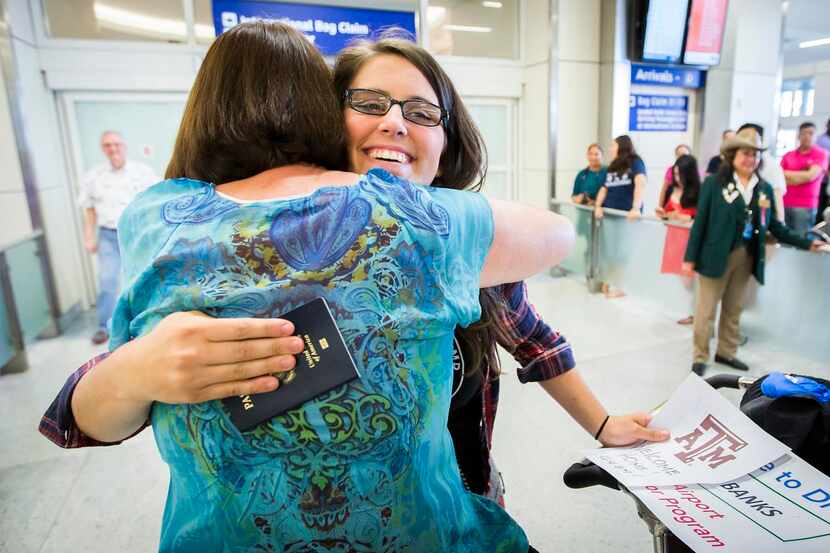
[1,275,826,553]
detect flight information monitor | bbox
[683,0,728,66]
[642,0,690,63]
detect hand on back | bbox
[118,311,304,404]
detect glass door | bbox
[466,98,516,201]
[58,93,187,306]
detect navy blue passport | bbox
[222,297,359,432]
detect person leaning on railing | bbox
[682,128,826,377]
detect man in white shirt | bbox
[78,131,158,344]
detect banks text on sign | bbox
[212,0,417,56]
[629,94,689,132]
[631,63,705,89]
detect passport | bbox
[222,297,360,432]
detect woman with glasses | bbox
[41,27,666,551]
[683,128,823,376]
[40,21,576,552]
[333,35,667,507]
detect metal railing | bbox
[550,199,830,361]
[0,231,60,375]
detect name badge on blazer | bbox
[758,193,771,209]
[722,182,740,204]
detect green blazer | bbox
[685,174,812,285]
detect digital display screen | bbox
[642,0,690,63]
[683,0,729,66]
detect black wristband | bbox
[594,414,610,441]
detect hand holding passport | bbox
[222,298,360,431]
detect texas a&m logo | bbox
[673,415,748,469]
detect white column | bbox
[555,0,602,199]
[701,0,785,161]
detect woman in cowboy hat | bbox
[683,127,825,376]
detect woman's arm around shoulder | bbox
[481,198,575,288]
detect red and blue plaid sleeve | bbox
[38,352,149,448]
[496,282,576,383]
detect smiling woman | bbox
[343,54,449,185]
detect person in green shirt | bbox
[572,143,606,205]
[683,128,825,376]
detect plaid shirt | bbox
[40,282,575,462]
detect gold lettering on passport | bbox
[301,333,321,368]
[319,338,329,350]
[240,394,255,411]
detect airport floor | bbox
[1,274,826,553]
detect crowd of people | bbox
[571,122,829,376]
[39,23,671,553]
[30,21,829,552]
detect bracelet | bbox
[594,415,610,441]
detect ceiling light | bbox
[427,6,447,26]
[94,3,186,39]
[482,1,503,7]
[444,24,492,33]
[799,37,830,49]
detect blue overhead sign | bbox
[629,94,689,132]
[212,1,417,56]
[631,63,705,89]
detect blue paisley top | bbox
[109,169,529,553]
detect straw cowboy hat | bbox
[720,127,767,155]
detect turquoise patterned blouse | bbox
[110,169,529,552]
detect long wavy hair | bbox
[165,21,347,183]
[334,33,508,380]
[667,154,701,210]
[607,135,643,177]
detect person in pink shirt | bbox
[781,121,829,235]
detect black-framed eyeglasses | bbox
[345,88,448,128]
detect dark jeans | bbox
[784,207,817,237]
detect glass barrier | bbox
[595,209,695,319]
[551,201,592,276]
[0,290,15,369]
[549,200,829,361]
[5,237,53,343]
[742,245,830,362]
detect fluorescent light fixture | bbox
[482,1,503,7]
[94,3,213,41]
[799,37,830,49]
[443,24,492,33]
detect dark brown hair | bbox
[607,134,642,177]
[334,32,486,190]
[165,21,347,184]
[668,154,700,210]
[334,34,506,380]
[718,147,764,182]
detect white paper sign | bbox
[633,454,830,552]
[585,374,789,487]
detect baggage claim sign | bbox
[212,0,417,55]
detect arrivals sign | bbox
[631,63,705,89]
[212,1,417,55]
[629,94,689,132]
